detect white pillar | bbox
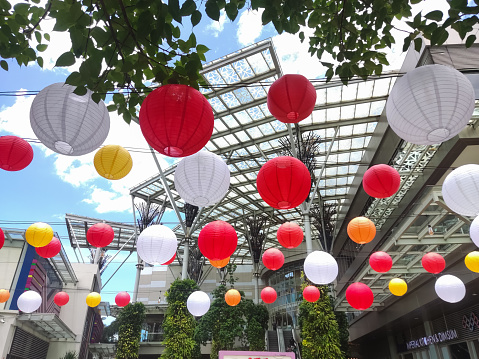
[254,273,259,304]
[182,238,189,280]
[303,212,313,254]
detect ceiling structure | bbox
[128,40,479,313]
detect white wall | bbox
[0,246,23,310]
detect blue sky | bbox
[0,1,448,307]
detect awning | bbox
[17,313,76,340]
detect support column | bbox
[133,257,144,303]
[303,212,313,254]
[424,320,441,359]
[387,332,400,359]
[254,272,259,304]
[93,247,101,265]
[182,238,190,280]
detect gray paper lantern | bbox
[30,83,110,156]
[174,151,230,207]
[386,64,475,145]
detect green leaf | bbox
[168,0,182,23]
[37,57,43,68]
[44,33,50,41]
[55,52,75,67]
[205,0,220,21]
[34,31,41,43]
[180,0,196,16]
[191,10,202,26]
[466,34,476,47]
[73,86,87,96]
[424,10,443,22]
[36,44,48,52]
[0,60,8,71]
[414,37,423,52]
[91,92,102,104]
[196,44,209,54]
[308,11,321,28]
[225,3,238,21]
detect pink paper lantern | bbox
[261,287,277,304]
[35,237,61,258]
[303,286,321,302]
[87,223,115,248]
[115,292,131,307]
[262,248,285,271]
[54,292,69,306]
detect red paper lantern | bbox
[261,287,277,304]
[35,237,61,258]
[262,248,285,271]
[115,292,131,307]
[139,85,214,157]
[162,252,176,265]
[54,291,70,306]
[0,136,33,171]
[346,282,374,310]
[369,251,393,273]
[87,223,115,248]
[0,228,4,250]
[303,286,320,302]
[422,252,445,274]
[257,156,311,210]
[267,74,316,123]
[198,221,237,260]
[363,164,401,198]
[277,222,303,249]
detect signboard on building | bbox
[219,350,295,359]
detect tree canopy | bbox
[2,0,478,123]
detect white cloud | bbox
[205,11,228,37]
[236,9,264,46]
[0,92,170,214]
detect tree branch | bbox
[24,0,52,37]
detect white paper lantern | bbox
[435,274,465,303]
[174,151,230,207]
[17,291,42,313]
[386,64,475,145]
[136,225,177,265]
[303,251,338,284]
[187,291,210,316]
[442,164,479,217]
[470,216,479,247]
[30,82,110,156]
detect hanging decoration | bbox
[261,287,277,304]
[421,253,446,274]
[94,145,133,180]
[267,74,316,123]
[198,221,237,261]
[0,136,34,171]
[347,217,376,244]
[87,223,115,248]
[54,292,70,306]
[0,228,4,250]
[389,278,407,296]
[442,164,479,217]
[303,286,320,303]
[435,275,465,303]
[346,283,374,310]
[362,164,400,198]
[25,222,54,248]
[36,237,61,258]
[162,253,176,265]
[136,225,178,265]
[225,289,241,306]
[0,289,10,303]
[465,251,479,273]
[17,291,42,313]
[428,225,434,236]
[277,222,304,249]
[369,251,393,273]
[386,64,475,145]
[174,151,230,207]
[470,216,479,247]
[303,251,338,284]
[139,84,214,157]
[187,291,210,316]
[30,82,110,156]
[262,248,285,271]
[256,156,311,210]
[209,257,230,268]
[86,292,102,307]
[115,292,131,307]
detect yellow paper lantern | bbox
[209,257,230,268]
[0,289,10,303]
[465,251,479,273]
[94,145,133,180]
[389,278,407,296]
[86,292,101,307]
[25,222,53,248]
[225,289,241,306]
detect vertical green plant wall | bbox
[299,284,343,359]
[161,279,201,359]
[116,302,146,359]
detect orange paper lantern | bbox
[347,217,376,244]
[209,257,230,268]
[0,289,10,303]
[225,289,241,306]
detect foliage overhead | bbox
[100,319,119,343]
[161,278,201,359]
[2,0,478,122]
[116,302,146,359]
